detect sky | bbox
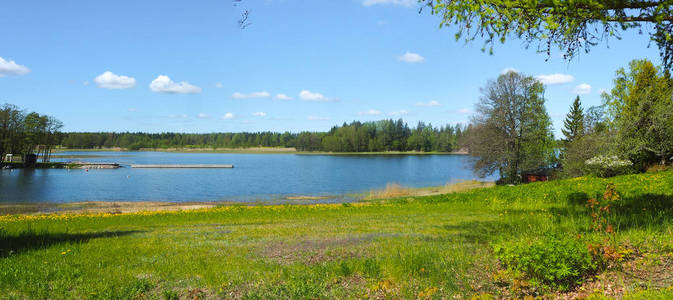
[0,0,662,135]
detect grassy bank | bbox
[1,172,672,298]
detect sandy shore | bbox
[0,181,494,216]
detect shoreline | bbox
[0,181,493,216]
[53,147,470,155]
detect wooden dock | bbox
[72,162,121,169]
[131,164,234,168]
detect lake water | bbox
[0,151,492,203]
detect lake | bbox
[0,151,493,203]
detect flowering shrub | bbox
[585,155,633,177]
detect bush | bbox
[494,235,597,291]
[585,155,633,177]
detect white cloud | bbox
[457,108,471,114]
[363,0,416,7]
[167,114,188,119]
[0,57,30,77]
[359,109,382,116]
[127,108,137,112]
[501,67,519,74]
[149,75,201,94]
[274,93,293,100]
[215,82,224,88]
[573,83,592,95]
[415,100,441,107]
[221,113,235,120]
[388,110,408,116]
[397,51,425,63]
[94,71,136,89]
[307,116,330,121]
[299,90,330,101]
[83,81,89,86]
[232,91,271,99]
[535,73,575,85]
[197,113,210,119]
[252,112,267,117]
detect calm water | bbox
[0,151,492,203]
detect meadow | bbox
[1,171,672,299]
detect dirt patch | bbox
[260,234,394,265]
[284,195,330,201]
[491,251,673,299]
[560,252,673,299]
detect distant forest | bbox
[60,119,468,152]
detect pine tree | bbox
[562,96,585,143]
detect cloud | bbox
[197,113,210,119]
[167,114,188,119]
[274,93,293,100]
[221,113,235,120]
[307,116,330,121]
[215,82,224,88]
[83,81,89,86]
[299,90,330,101]
[535,73,575,85]
[397,51,425,63]
[127,108,137,112]
[415,100,441,107]
[94,71,136,89]
[359,109,382,116]
[150,75,201,94]
[363,0,416,7]
[501,67,519,74]
[0,57,30,77]
[457,108,471,114]
[232,91,271,99]
[252,112,267,117]
[388,110,408,116]
[573,83,592,95]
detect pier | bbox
[131,164,234,168]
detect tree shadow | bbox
[440,220,515,243]
[556,192,673,230]
[566,192,590,206]
[613,193,673,230]
[0,230,143,257]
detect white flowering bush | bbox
[585,155,633,177]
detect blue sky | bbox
[0,0,662,135]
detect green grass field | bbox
[1,172,672,299]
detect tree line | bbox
[464,58,673,184]
[0,104,63,164]
[59,120,468,153]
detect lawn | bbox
[1,171,672,299]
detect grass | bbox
[1,172,672,298]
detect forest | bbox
[58,120,468,153]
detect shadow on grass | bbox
[557,192,673,230]
[0,230,143,257]
[440,220,515,243]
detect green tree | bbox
[604,59,673,167]
[424,0,673,68]
[562,96,585,144]
[466,71,555,183]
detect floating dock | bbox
[131,164,234,168]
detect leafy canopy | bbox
[422,0,673,68]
